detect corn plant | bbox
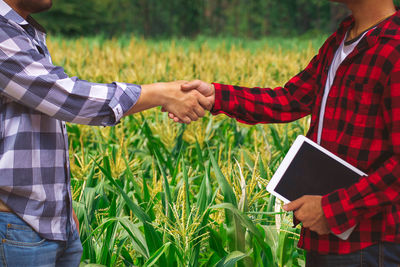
[51,36,323,266]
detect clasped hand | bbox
[161,80,215,124]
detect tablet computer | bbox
[266,135,367,240]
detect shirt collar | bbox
[332,7,400,51]
[0,0,46,33]
[0,0,29,25]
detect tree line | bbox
[33,0,382,37]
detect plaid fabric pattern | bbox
[212,10,400,254]
[0,1,141,241]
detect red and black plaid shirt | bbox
[211,10,400,254]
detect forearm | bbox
[125,83,168,115]
[322,154,400,234]
[1,69,141,126]
[210,55,320,124]
[211,82,313,125]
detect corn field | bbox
[48,36,325,267]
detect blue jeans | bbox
[0,212,82,267]
[306,242,400,267]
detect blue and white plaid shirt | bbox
[0,1,141,241]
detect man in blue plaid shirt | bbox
[0,0,213,266]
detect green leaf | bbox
[99,193,117,266]
[118,218,149,258]
[258,155,268,179]
[208,147,237,206]
[94,156,165,265]
[123,156,143,203]
[269,126,283,152]
[79,264,107,267]
[216,250,250,267]
[182,158,191,220]
[211,203,274,264]
[208,227,227,258]
[154,152,174,222]
[143,242,171,267]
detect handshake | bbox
[131,80,216,124]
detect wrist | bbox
[210,82,221,113]
[142,83,166,107]
[157,82,182,108]
[210,83,216,105]
[126,83,165,115]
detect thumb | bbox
[181,80,201,91]
[283,197,305,211]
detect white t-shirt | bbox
[316,30,371,144]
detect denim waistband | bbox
[0,211,26,225]
[0,212,78,242]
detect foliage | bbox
[33,0,341,37]
[48,36,325,266]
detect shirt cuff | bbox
[102,82,141,126]
[210,82,224,114]
[321,189,358,235]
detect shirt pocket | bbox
[4,223,45,247]
[345,78,383,137]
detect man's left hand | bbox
[283,195,330,235]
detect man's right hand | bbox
[165,80,216,123]
[127,81,213,124]
[162,81,213,123]
[181,80,215,106]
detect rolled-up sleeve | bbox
[0,21,141,126]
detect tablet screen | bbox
[274,141,362,201]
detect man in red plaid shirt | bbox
[169,0,400,265]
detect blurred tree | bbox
[329,2,351,32]
[32,0,359,37]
